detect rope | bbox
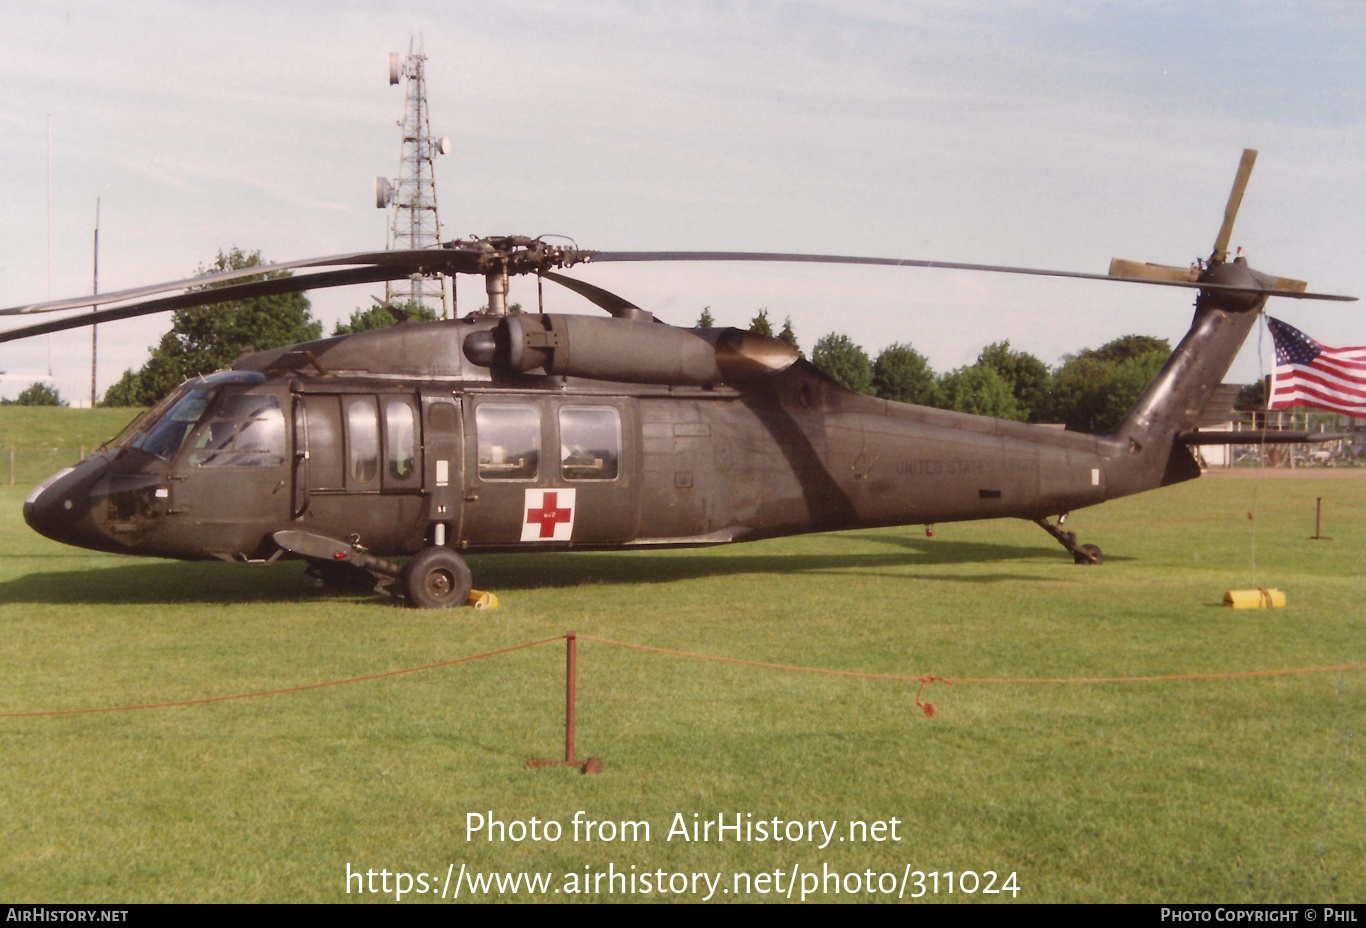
[577,634,939,684]
[6,631,1362,722]
[576,634,1365,718]
[1251,312,1268,586]
[1138,501,1304,527]
[1325,497,1366,513]
[0,635,562,719]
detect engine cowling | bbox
[462,314,799,387]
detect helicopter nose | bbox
[23,459,108,547]
[23,467,75,530]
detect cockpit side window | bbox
[132,388,215,461]
[187,394,287,467]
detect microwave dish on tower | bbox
[375,37,449,316]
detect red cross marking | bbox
[526,491,573,539]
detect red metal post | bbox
[1311,497,1331,541]
[565,630,577,764]
[526,630,599,774]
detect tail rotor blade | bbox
[1211,148,1257,264]
[1108,258,1199,283]
[1251,270,1308,295]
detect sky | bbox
[1,1,1363,404]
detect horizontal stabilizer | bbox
[1177,429,1347,445]
[1194,383,1245,429]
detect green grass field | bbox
[1,408,143,486]
[0,411,1362,902]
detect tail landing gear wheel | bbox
[1034,517,1104,566]
[402,547,473,609]
[1073,543,1103,566]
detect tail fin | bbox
[1103,150,1286,492]
[1109,274,1265,490]
[1114,262,1267,450]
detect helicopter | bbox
[4,149,1355,607]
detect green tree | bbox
[3,382,65,406]
[100,248,321,407]
[776,316,803,357]
[1045,337,1169,433]
[333,300,437,336]
[976,340,1051,422]
[1078,334,1170,364]
[748,309,774,338]
[696,307,715,328]
[1235,379,1267,410]
[811,332,874,395]
[872,342,938,406]
[100,369,147,407]
[938,364,1023,420]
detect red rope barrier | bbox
[576,634,941,684]
[576,634,1366,718]
[6,629,1362,722]
[0,635,564,719]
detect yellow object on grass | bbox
[1223,589,1286,609]
[468,589,500,610]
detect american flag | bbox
[1267,317,1366,416]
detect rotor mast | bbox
[485,266,509,316]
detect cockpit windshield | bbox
[103,370,268,457]
[132,388,216,460]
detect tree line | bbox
[701,308,1173,434]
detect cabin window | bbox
[559,406,621,481]
[133,388,215,461]
[187,394,286,468]
[347,397,380,484]
[476,404,539,481]
[300,396,344,490]
[384,399,418,481]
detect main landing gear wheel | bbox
[402,547,473,609]
[1073,543,1103,566]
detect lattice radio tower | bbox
[375,38,450,316]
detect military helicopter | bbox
[4,150,1354,607]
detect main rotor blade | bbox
[586,250,1355,301]
[0,248,482,317]
[1211,148,1257,264]
[0,266,401,344]
[540,271,642,317]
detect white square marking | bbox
[521,488,577,542]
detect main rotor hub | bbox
[447,235,589,276]
[444,236,592,315]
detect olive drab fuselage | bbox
[22,290,1253,566]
